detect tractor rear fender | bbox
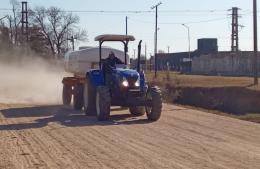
[87,70,105,86]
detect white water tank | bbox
[64,47,129,75]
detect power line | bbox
[64,9,232,14]
[130,16,231,25]
[65,10,153,13]
[0,8,253,13]
[163,17,231,24]
[0,8,12,11]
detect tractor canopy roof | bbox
[95,34,135,42]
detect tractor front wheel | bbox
[83,79,97,116]
[145,86,162,121]
[96,86,111,121]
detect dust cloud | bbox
[0,52,69,104]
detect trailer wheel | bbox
[73,84,84,110]
[62,84,72,105]
[129,106,145,116]
[145,86,162,121]
[84,78,97,116]
[96,86,111,121]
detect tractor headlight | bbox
[135,77,140,87]
[122,77,129,87]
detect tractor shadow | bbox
[0,105,152,131]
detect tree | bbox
[29,25,53,57]
[8,0,20,45]
[30,6,87,57]
[0,22,10,49]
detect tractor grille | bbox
[127,77,138,87]
[128,89,143,97]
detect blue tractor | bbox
[83,34,162,121]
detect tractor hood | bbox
[115,68,139,80]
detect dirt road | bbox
[0,103,260,169]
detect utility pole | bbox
[167,46,170,53]
[150,53,152,72]
[68,36,76,51]
[126,16,128,35]
[253,0,258,85]
[71,36,75,51]
[230,7,240,52]
[66,29,69,51]
[151,2,162,78]
[182,24,191,60]
[145,43,147,71]
[21,1,29,43]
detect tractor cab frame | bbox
[95,34,135,68]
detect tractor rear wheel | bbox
[83,78,97,116]
[73,84,84,110]
[62,84,72,105]
[129,106,145,116]
[96,86,111,121]
[145,86,162,121]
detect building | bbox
[156,38,260,76]
[192,51,260,76]
[197,38,218,54]
[157,52,197,72]
[157,38,218,72]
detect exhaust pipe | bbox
[137,40,142,73]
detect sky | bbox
[0,0,258,58]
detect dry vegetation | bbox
[146,71,260,89]
[146,71,260,123]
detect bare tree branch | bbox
[9,0,20,45]
[30,6,86,57]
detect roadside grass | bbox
[146,71,260,124]
[146,71,260,89]
[178,104,260,124]
[236,113,260,123]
